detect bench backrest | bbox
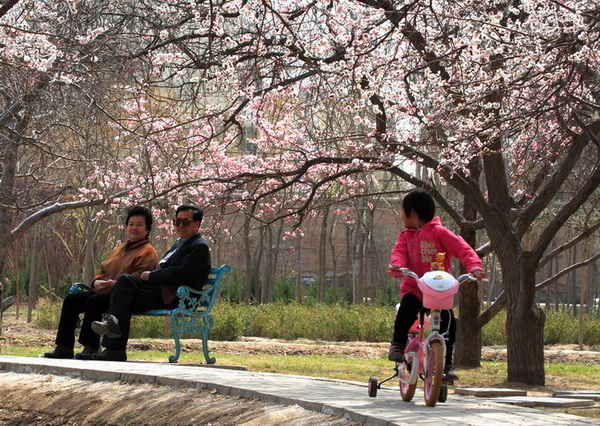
[202,264,231,307]
[174,264,231,314]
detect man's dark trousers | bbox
[102,274,168,350]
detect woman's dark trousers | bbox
[55,291,110,349]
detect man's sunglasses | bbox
[173,218,196,226]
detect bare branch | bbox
[535,251,600,291]
[539,220,600,269]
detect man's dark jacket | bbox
[148,233,211,305]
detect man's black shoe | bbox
[91,316,122,338]
[42,345,74,359]
[75,346,98,360]
[91,348,127,362]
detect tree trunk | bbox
[27,231,40,323]
[295,234,303,303]
[0,279,3,336]
[318,207,329,302]
[578,238,589,350]
[505,262,546,385]
[254,227,264,303]
[265,224,280,303]
[0,119,23,274]
[328,220,339,303]
[343,225,352,304]
[83,219,96,285]
[455,190,483,367]
[243,216,252,304]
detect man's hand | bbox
[141,271,151,281]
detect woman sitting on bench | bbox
[42,206,159,360]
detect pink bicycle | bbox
[368,268,479,406]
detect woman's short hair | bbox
[125,206,153,235]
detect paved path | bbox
[0,355,598,425]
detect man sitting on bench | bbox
[91,204,211,361]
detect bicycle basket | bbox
[417,270,459,309]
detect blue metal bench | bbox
[70,264,230,364]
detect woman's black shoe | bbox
[42,345,74,359]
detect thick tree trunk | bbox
[455,280,482,367]
[505,263,546,385]
[0,120,22,273]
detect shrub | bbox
[33,298,62,330]
[211,305,244,340]
[30,300,600,346]
[544,310,578,345]
[481,311,506,346]
[130,316,167,338]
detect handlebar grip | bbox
[458,274,489,284]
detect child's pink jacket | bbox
[388,217,483,300]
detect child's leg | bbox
[441,309,458,379]
[390,294,422,361]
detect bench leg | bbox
[169,314,183,363]
[202,315,216,364]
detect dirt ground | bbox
[0,372,361,426]
[1,316,600,425]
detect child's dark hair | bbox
[402,190,435,223]
[125,206,153,237]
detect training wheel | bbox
[368,376,378,397]
[438,384,448,402]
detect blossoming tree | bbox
[2,0,599,385]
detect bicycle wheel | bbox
[423,341,444,407]
[399,361,417,401]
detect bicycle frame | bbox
[401,309,446,388]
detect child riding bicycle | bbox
[387,189,486,381]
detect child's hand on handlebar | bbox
[471,270,488,282]
[388,264,408,278]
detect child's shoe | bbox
[388,342,405,362]
[443,365,459,381]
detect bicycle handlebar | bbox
[458,273,489,284]
[389,265,488,284]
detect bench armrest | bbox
[69,283,93,293]
[173,264,230,315]
[175,285,217,315]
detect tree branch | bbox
[535,251,600,291]
[539,220,600,269]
